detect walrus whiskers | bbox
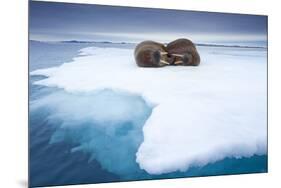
[160,60,170,65]
[174,61,183,65]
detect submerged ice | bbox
[31,45,267,175]
[30,89,153,177]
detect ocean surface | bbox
[29,41,267,187]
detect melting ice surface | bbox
[31,45,267,176]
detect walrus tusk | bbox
[174,61,183,65]
[160,60,170,65]
[160,52,168,55]
[171,53,184,57]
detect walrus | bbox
[134,40,169,67]
[166,38,200,66]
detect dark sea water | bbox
[29,41,267,187]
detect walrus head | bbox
[134,41,169,67]
[166,38,200,66]
[171,53,193,66]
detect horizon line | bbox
[29,39,267,49]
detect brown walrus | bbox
[166,38,200,66]
[134,40,169,67]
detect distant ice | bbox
[31,45,267,175]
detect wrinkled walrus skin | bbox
[166,38,200,66]
[134,41,169,67]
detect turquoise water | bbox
[29,41,267,187]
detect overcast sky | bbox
[29,1,267,43]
